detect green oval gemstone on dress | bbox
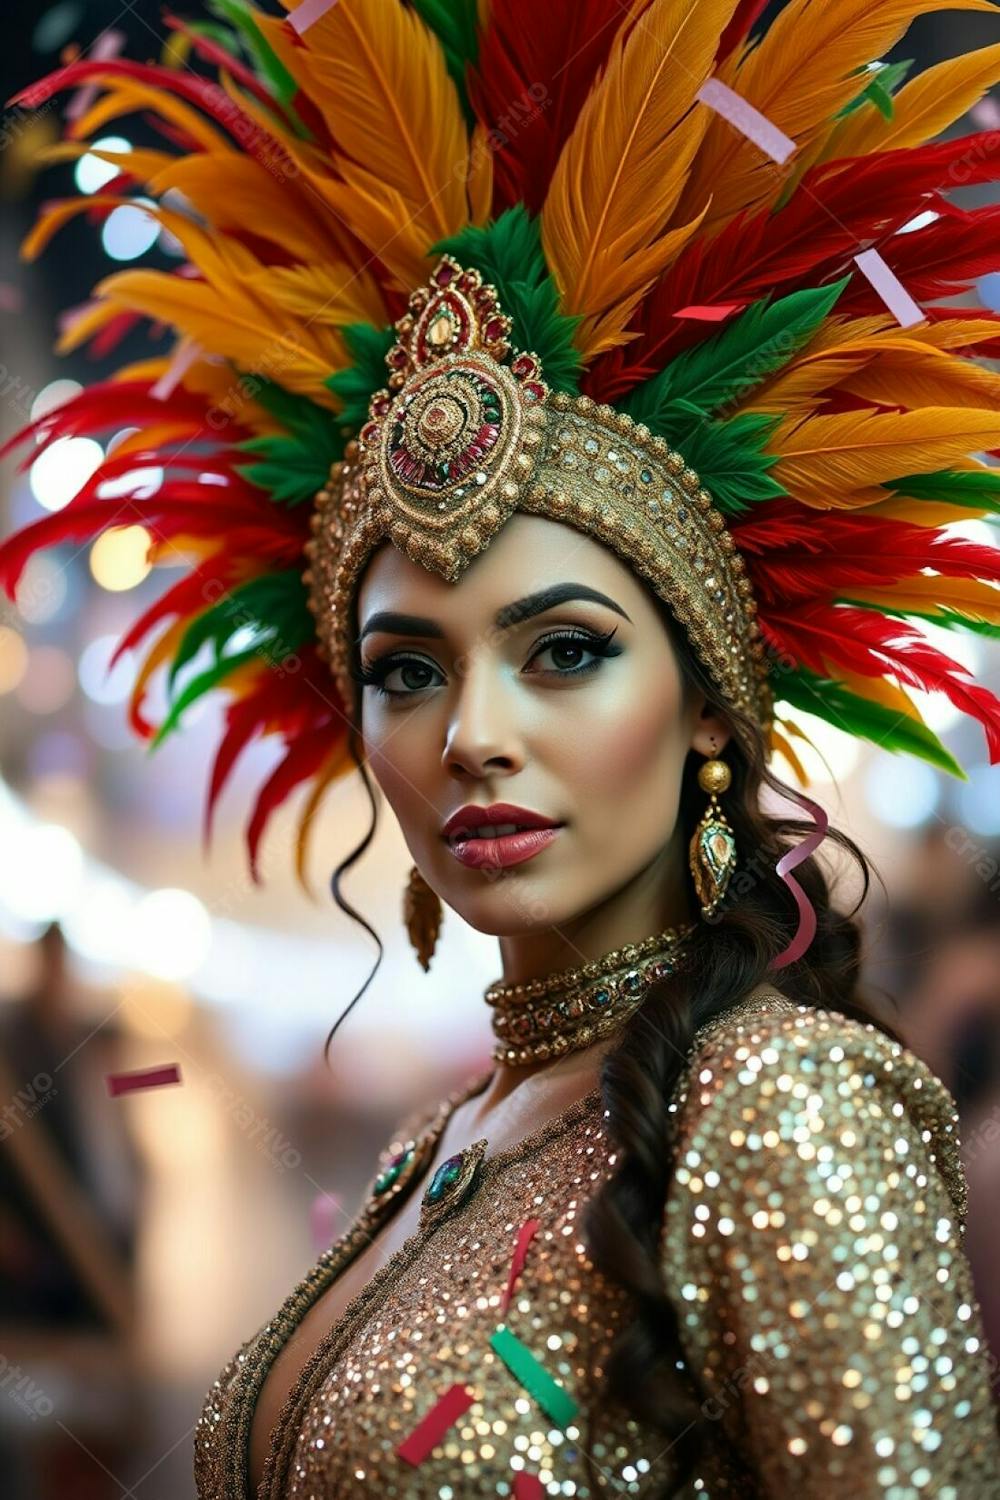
[425,1153,463,1204]
[373,1146,413,1196]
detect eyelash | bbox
[351,627,622,701]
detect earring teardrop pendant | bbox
[690,757,737,918]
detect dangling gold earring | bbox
[403,865,443,970]
[689,752,737,919]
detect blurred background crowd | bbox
[1,1,999,1495]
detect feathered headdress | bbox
[3,0,1000,895]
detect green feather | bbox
[884,468,1000,515]
[207,0,300,112]
[325,323,396,433]
[429,205,585,393]
[167,571,314,692]
[408,0,480,126]
[621,277,850,430]
[838,597,1000,640]
[775,665,965,778]
[235,379,344,506]
[669,411,787,516]
[836,58,915,120]
[150,645,267,750]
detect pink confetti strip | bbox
[514,1474,546,1499]
[287,0,339,36]
[696,78,796,164]
[106,1063,182,1097]
[309,1191,342,1254]
[396,1382,476,1466]
[499,1218,540,1316]
[66,29,126,122]
[852,248,924,329]
[768,791,830,972]
[673,301,747,321]
[151,338,204,401]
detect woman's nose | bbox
[441,655,525,778]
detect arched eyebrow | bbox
[357,582,632,644]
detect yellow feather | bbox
[833,666,923,721]
[770,406,1000,508]
[93,269,343,405]
[674,0,999,237]
[825,41,1000,159]
[287,0,470,256]
[541,0,741,361]
[246,262,386,329]
[769,722,811,785]
[870,498,991,525]
[844,578,1000,625]
[68,78,230,153]
[839,345,1000,410]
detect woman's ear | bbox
[689,696,733,759]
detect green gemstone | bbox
[426,1153,463,1204]
[374,1146,413,1196]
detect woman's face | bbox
[354,514,731,935]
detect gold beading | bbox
[303,255,772,733]
[485,922,694,1066]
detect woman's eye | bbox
[356,627,620,701]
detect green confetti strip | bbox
[489,1326,578,1429]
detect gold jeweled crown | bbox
[305,255,771,733]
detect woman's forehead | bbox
[356,514,648,626]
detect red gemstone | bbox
[388,347,407,367]
[434,263,455,286]
[484,317,506,341]
[524,382,545,401]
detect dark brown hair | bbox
[325,590,900,1494]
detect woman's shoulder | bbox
[667,981,967,1226]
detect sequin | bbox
[193,986,1000,1497]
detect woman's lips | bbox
[445,826,563,869]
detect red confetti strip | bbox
[396,1382,476,1467]
[514,1473,546,1498]
[673,302,747,321]
[106,1063,182,1097]
[500,1218,540,1316]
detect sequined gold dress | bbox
[193,986,1000,1498]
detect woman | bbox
[4,1,1000,1495]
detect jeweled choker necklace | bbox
[485,921,695,1065]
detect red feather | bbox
[836,203,1000,313]
[108,554,252,671]
[738,509,1000,606]
[716,0,770,62]
[467,0,642,215]
[764,603,1000,761]
[14,61,297,177]
[585,132,1000,402]
[245,719,344,884]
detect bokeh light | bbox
[0,626,29,695]
[28,434,103,512]
[0,821,85,923]
[130,887,212,981]
[78,633,136,705]
[101,197,160,261]
[89,525,153,590]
